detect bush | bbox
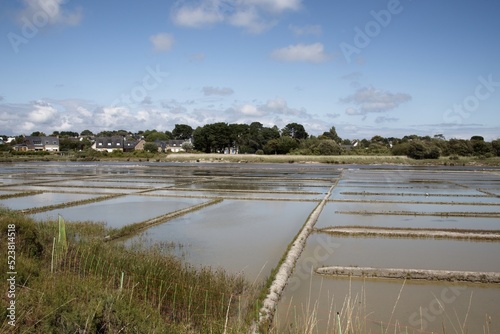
[407,140,441,159]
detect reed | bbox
[0,207,254,333]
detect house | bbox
[155,139,190,153]
[124,139,145,152]
[92,137,125,152]
[13,136,59,152]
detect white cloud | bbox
[228,7,275,33]
[150,33,175,52]
[202,86,234,96]
[246,0,302,12]
[341,86,411,115]
[171,0,301,33]
[29,102,57,123]
[239,104,263,116]
[271,43,329,63]
[171,1,224,28]
[288,24,321,36]
[17,0,83,26]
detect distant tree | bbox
[30,131,46,136]
[80,129,94,136]
[434,134,446,140]
[181,141,193,152]
[317,140,341,155]
[470,135,485,142]
[448,139,473,156]
[263,136,298,154]
[391,142,410,156]
[341,139,352,145]
[471,140,492,157]
[370,135,387,144]
[320,126,341,142]
[192,123,231,153]
[144,130,169,142]
[407,140,441,159]
[281,123,308,140]
[58,131,79,138]
[143,142,158,153]
[491,139,500,156]
[172,124,193,140]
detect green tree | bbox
[448,139,473,156]
[320,126,341,142]
[407,140,441,159]
[491,139,500,156]
[80,129,94,136]
[281,123,308,140]
[263,136,299,154]
[317,140,341,155]
[143,142,158,153]
[181,141,193,152]
[172,124,193,140]
[144,130,169,142]
[30,131,46,136]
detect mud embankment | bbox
[316,266,500,284]
[318,226,500,241]
[252,180,338,333]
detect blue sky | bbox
[1,0,499,140]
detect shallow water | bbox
[125,200,319,281]
[31,195,207,228]
[277,232,500,333]
[316,212,500,230]
[0,192,99,210]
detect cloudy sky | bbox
[1,0,499,140]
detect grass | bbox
[2,151,500,166]
[0,207,255,333]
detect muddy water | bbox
[0,192,99,210]
[277,233,500,333]
[31,195,207,228]
[316,212,500,230]
[310,233,500,272]
[125,200,319,281]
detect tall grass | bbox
[0,207,255,333]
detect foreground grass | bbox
[0,207,255,333]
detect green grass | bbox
[0,207,254,333]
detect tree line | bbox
[2,123,499,159]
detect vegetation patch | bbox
[0,207,254,333]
